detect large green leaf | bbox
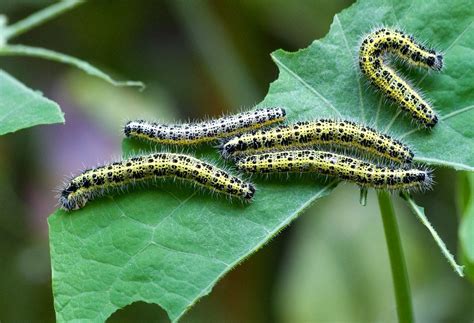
[48,0,474,321]
[0,69,64,135]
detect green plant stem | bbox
[0,44,144,89]
[4,0,83,40]
[377,190,414,323]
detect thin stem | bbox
[4,0,84,40]
[377,191,414,323]
[0,44,144,89]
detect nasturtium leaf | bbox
[0,69,64,135]
[48,0,474,321]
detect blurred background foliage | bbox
[0,0,472,322]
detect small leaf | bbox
[49,0,474,321]
[0,69,63,135]
[401,193,464,277]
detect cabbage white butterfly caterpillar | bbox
[60,153,255,211]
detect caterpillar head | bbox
[59,184,88,211]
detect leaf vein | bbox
[334,15,365,122]
[271,55,342,118]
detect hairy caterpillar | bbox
[235,150,432,191]
[221,119,413,164]
[359,27,443,128]
[124,107,286,145]
[59,153,255,211]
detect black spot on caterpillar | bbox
[221,119,413,164]
[235,150,432,191]
[124,107,286,145]
[359,27,443,128]
[59,153,255,211]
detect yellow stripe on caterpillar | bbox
[235,150,432,191]
[124,107,286,145]
[359,27,443,128]
[221,119,413,164]
[59,153,255,211]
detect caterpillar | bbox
[221,119,413,164]
[235,150,432,191]
[359,27,443,128]
[59,153,255,211]
[124,107,286,145]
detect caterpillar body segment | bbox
[235,150,432,191]
[124,107,286,145]
[59,153,255,211]
[221,119,413,164]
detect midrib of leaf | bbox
[334,14,366,123]
[372,0,399,125]
[411,157,474,172]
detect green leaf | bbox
[0,69,63,135]
[457,172,474,282]
[49,172,337,322]
[48,0,474,321]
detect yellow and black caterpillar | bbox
[124,107,286,145]
[359,27,443,127]
[235,150,432,191]
[60,153,255,211]
[221,119,413,164]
